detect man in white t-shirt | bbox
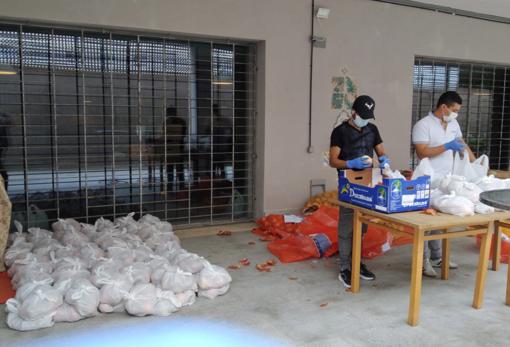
[412,91,475,277]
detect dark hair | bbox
[436,91,462,109]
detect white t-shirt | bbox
[412,112,463,178]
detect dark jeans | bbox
[338,207,368,271]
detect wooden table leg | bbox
[350,209,362,293]
[492,222,501,272]
[473,222,494,309]
[441,238,450,280]
[408,230,424,326]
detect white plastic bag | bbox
[198,263,232,290]
[175,290,196,307]
[64,278,100,317]
[452,150,478,181]
[475,175,507,192]
[6,299,54,331]
[18,285,63,320]
[474,202,495,215]
[175,253,205,274]
[153,289,180,316]
[411,157,435,182]
[471,155,489,179]
[160,268,197,293]
[124,283,158,317]
[98,274,133,306]
[53,303,83,323]
[121,262,151,284]
[98,303,125,313]
[198,284,230,299]
[150,263,176,286]
[431,192,475,217]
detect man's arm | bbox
[329,146,350,169]
[374,143,386,158]
[414,143,448,160]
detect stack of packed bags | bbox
[3,213,232,331]
[413,151,510,217]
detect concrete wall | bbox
[2,0,510,216]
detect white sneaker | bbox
[430,258,458,269]
[423,259,437,278]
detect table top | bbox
[338,201,510,232]
[479,189,510,211]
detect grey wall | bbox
[2,0,510,216]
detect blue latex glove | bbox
[347,156,372,170]
[378,155,390,168]
[444,139,465,152]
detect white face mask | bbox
[443,111,458,123]
[353,115,369,128]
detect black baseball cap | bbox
[352,95,375,119]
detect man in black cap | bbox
[329,95,390,288]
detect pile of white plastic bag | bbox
[3,213,232,331]
[413,151,510,216]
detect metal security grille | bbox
[411,57,510,170]
[0,23,256,229]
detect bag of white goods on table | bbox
[64,278,100,317]
[439,175,482,203]
[471,154,489,178]
[54,302,83,323]
[474,202,495,214]
[453,151,478,181]
[474,175,507,192]
[431,192,475,216]
[153,289,181,316]
[18,284,63,321]
[124,283,158,317]
[5,299,54,331]
[411,158,435,185]
[98,274,133,307]
[198,262,232,290]
[160,268,197,293]
[198,284,230,300]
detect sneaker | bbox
[338,269,351,288]
[360,263,376,281]
[430,258,458,269]
[423,259,437,278]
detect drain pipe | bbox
[307,0,315,154]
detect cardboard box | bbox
[338,169,430,213]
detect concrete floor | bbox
[1,229,509,347]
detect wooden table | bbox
[339,201,510,326]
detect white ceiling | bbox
[412,0,510,19]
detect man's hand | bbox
[347,156,372,170]
[378,155,390,168]
[444,138,465,153]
